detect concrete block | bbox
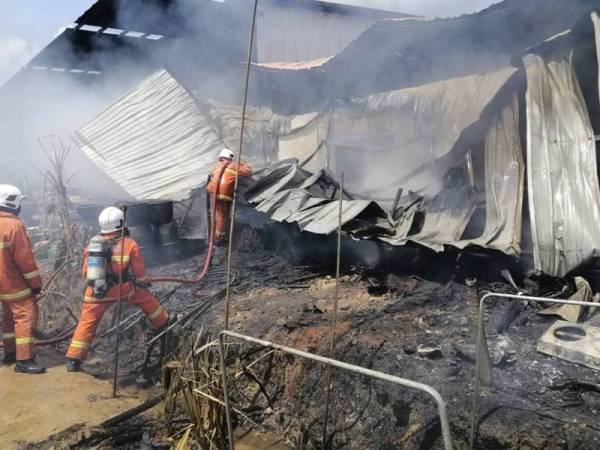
[537,320,600,371]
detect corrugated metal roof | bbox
[72,70,225,200]
[253,56,333,70]
[72,69,285,201]
[524,50,600,277]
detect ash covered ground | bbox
[31,224,600,449]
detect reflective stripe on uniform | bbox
[0,288,32,301]
[217,194,233,202]
[147,305,164,320]
[0,241,11,249]
[15,336,34,345]
[3,333,15,339]
[224,168,239,176]
[22,270,40,280]
[69,340,89,349]
[111,255,130,263]
[84,292,133,303]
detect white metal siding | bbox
[256,4,380,63]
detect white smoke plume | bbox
[0,37,42,86]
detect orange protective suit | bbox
[206,159,252,240]
[66,233,168,360]
[0,211,42,361]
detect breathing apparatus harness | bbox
[86,233,134,299]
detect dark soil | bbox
[23,224,600,449]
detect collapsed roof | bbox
[252,0,600,114]
[72,10,600,279]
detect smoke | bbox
[0,0,588,205]
[0,37,42,86]
[0,0,255,200]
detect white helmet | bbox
[0,184,26,211]
[98,207,124,234]
[219,148,234,160]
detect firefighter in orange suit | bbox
[206,148,252,243]
[65,207,169,372]
[0,184,45,374]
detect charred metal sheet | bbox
[246,160,313,204]
[254,189,328,222]
[524,53,600,277]
[327,67,517,202]
[247,159,384,234]
[287,200,383,235]
[409,173,477,252]
[479,95,524,255]
[456,94,524,255]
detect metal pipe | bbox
[219,330,454,450]
[224,0,259,330]
[469,292,598,449]
[322,172,344,445]
[112,205,128,398]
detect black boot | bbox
[66,358,82,372]
[2,353,17,365]
[15,359,46,374]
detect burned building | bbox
[5,1,600,450]
[66,2,600,282]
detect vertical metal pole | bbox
[322,173,344,446]
[224,0,259,331]
[468,308,485,449]
[219,334,236,450]
[112,206,127,398]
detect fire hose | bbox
[145,172,222,284]
[0,173,224,349]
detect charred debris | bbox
[5,0,600,449]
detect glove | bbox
[32,287,42,296]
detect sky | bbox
[0,0,499,86]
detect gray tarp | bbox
[524,53,600,277]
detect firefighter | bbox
[0,184,45,374]
[206,148,252,244]
[65,206,169,372]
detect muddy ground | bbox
[11,224,600,449]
